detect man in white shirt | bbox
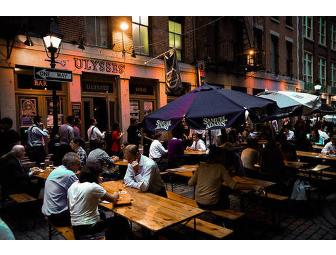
[322,136,336,154]
[149,133,168,161]
[186,133,207,151]
[283,126,295,141]
[87,118,105,150]
[123,144,166,197]
[318,128,329,143]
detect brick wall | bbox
[151,17,169,58]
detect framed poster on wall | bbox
[144,101,154,117]
[71,102,81,119]
[130,100,140,121]
[19,96,38,127]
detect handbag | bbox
[290,179,311,200]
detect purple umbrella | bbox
[143,84,277,131]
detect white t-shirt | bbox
[149,139,168,159]
[68,181,106,226]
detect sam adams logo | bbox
[155,120,172,130]
[203,116,227,129]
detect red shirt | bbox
[111,130,120,153]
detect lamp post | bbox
[120,21,129,57]
[42,18,62,142]
[314,83,322,96]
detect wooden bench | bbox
[52,226,76,240]
[166,191,244,227]
[185,218,233,239]
[210,209,245,221]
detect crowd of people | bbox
[1,113,336,239]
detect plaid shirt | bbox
[77,146,87,167]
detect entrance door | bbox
[82,97,113,139]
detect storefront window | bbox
[132,16,149,56]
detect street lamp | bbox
[43,18,62,141]
[120,21,129,57]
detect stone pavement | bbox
[1,179,336,240]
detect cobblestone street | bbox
[2,180,336,240]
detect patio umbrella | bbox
[257,90,321,120]
[257,90,321,112]
[143,84,277,131]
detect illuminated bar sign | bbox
[74,57,125,75]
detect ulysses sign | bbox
[74,57,125,74]
[34,67,73,82]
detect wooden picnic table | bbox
[184,150,207,155]
[312,144,324,150]
[284,160,309,169]
[113,159,129,166]
[100,181,204,233]
[297,150,336,161]
[34,167,54,180]
[224,176,275,190]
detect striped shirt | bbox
[27,125,49,147]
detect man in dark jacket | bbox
[0,145,39,198]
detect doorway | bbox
[83,97,116,139]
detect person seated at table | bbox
[68,159,130,240]
[307,128,324,145]
[281,125,295,141]
[149,132,168,169]
[42,152,80,227]
[186,133,206,151]
[260,140,295,195]
[220,142,245,176]
[70,138,87,167]
[116,142,129,159]
[0,145,40,198]
[188,146,263,210]
[277,132,298,161]
[87,140,119,178]
[123,144,167,197]
[241,138,260,172]
[167,128,185,168]
[321,135,336,154]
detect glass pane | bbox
[140,16,148,26]
[99,17,108,47]
[140,26,149,55]
[174,34,181,49]
[169,21,174,32]
[132,24,140,52]
[176,50,181,61]
[175,22,182,34]
[132,16,140,23]
[85,17,97,46]
[169,33,175,47]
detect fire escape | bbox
[234,17,264,74]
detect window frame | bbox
[319,57,327,86]
[303,16,313,40]
[318,17,326,46]
[132,16,149,56]
[85,16,110,48]
[331,63,336,87]
[303,51,313,85]
[168,19,183,61]
[331,24,336,51]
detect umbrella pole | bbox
[208,129,212,146]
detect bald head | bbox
[124,144,139,163]
[12,145,25,159]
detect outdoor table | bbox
[312,144,324,151]
[184,150,207,155]
[34,167,55,180]
[296,150,336,161]
[223,176,275,190]
[100,181,204,234]
[284,160,309,169]
[113,159,129,166]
